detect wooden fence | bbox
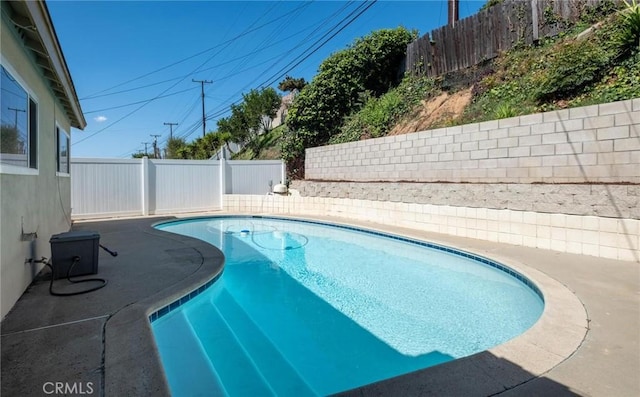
[406,0,620,77]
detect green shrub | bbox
[280,127,312,178]
[332,91,402,142]
[284,27,415,170]
[617,0,640,54]
[571,52,640,105]
[580,0,620,24]
[480,0,504,11]
[533,39,612,101]
[357,91,403,138]
[494,103,517,119]
[280,2,637,178]
[329,74,437,144]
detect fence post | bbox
[219,157,226,209]
[281,161,287,186]
[532,0,539,42]
[141,156,149,216]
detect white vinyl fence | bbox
[71,158,285,219]
[225,160,286,195]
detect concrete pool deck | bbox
[1,213,638,396]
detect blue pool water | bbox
[152,216,544,396]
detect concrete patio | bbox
[1,214,638,396]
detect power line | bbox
[74,75,200,148]
[74,30,232,147]
[260,1,377,89]
[121,10,308,157]
[116,1,375,157]
[203,1,376,125]
[173,115,207,142]
[80,77,183,101]
[80,2,313,100]
[203,1,377,124]
[164,96,200,137]
[83,87,197,114]
[79,32,301,102]
[124,2,355,154]
[121,108,201,158]
[85,3,297,153]
[207,2,363,116]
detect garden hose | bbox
[45,256,107,296]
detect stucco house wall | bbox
[1,1,85,319]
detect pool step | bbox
[224,274,356,395]
[187,300,276,396]
[212,289,317,396]
[224,268,424,395]
[151,310,227,396]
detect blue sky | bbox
[47,0,485,158]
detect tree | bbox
[196,132,224,159]
[283,27,415,176]
[242,87,281,135]
[278,76,307,92]
[164,137,187,159]
[217,104,251,145]
[1,124,23,154]
[168,131,233,160]
[217,87,281,150]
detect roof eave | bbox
[22,0,86,130]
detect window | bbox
[56,126,69,174]
[1,65,37,169]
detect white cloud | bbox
[94,115,107,123]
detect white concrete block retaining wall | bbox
[305,99,640,183]
[223,195,639,263]
[292,181,639,219]
[223,101,640,263]
[284,99,640,263]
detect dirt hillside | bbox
[389,88,473,135]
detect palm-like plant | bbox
[494,103,516,119]
[618,0,640,54]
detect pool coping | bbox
[103,221,226,397]
[125,213,588,397]
[321,218,589,396]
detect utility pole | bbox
[150,134,161,159]
[192,79,213,137]
[142,142,150,156]
[7,107,26,129]
[164,122,178,140]
[448,0,459,27]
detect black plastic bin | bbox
[49,231,100,279]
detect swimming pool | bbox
[151,216,544,396]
